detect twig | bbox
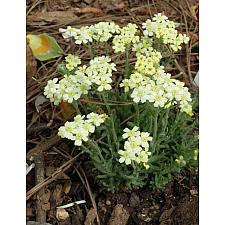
[27,135,62,160]
[26,153,81,200]
[75,167,101,225]
[180,5,193,86]
[34,153,46,223]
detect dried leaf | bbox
[26,41,37,81]
[77,7,104,16]
[46,166,70,180]
[27,33,63,61]
[40,189,51,204]
[191,4,199,20]
[27,222,52,225]
[56,208,70,221]
[108,204,130,225]
[27,11,78,23]
[159,207,175,223]
[52,184,64,206]
[26,203,34,217]
[42,202,51,211]
[63,180,72,194]
[98,0,127,11]
[35,95,48,113]
[84,208,97,225]
[60,102,76,121]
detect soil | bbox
[26,0,199,224]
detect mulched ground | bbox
[26,0,199,224]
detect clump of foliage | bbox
[44,13,198,191]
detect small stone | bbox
[106,200,111,205]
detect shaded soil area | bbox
[26,0,199,224]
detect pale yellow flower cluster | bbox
[120,55,193,115]
[58,113,108,146]
[142,13,189,51]
[44,56,117,105]
[59,22,120,44]
[118,126,152,169]
[112,23,140,53]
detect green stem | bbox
[153,109,159,152]
[135,103,140,127]
[162,108,170,134]
[87,43,94,59]
[124,47,130,78]
[101,93,119,152]
[72,100,81,115]
[88,140,105,162]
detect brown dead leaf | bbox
[26,203,34,217]
[159,207,175,224]
[40,189,51,204]
[188,32,199,44]
[77,7,105,16]
[26,41,37,82]
[108,204,130,225]
[63,180,72,194]
[84,208,97,225]
[60,102,76,121]
[46,166,70,180]
[52,184,64,206]
[191,4,199,20]
[46,0,72,11]
[56,208,70,221]
[27,11,78,23]
[130,6,157,15]
[26,222,52,225]
[98,0,128,11]
[42,202,51,211]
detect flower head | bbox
[142,13,189,51]
[119,126,152,169]
[58,112,107,146]
[112,23,139,53]
[65,54,81,71]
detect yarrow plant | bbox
[44,13,198,191]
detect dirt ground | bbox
[26,0,199,224]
